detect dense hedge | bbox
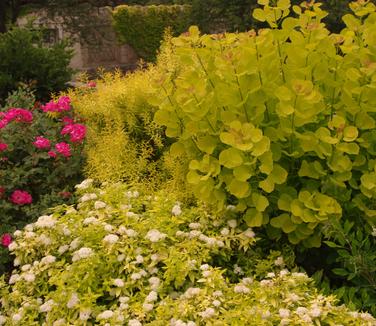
[112,4,191,61]
[118,0,374,33]
[0,27,73,103]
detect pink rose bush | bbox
[41,96,72,113]
[1,233,12,247]
[55,142,71,157]
[61,123,86,143]
[33,136,51,149]
[0,143,7,151]
[0,92,85,273]
[10,190,33,205]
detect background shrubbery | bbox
[0,27,73,103]
[111,0,371,62]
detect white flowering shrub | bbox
[0,182,374,325]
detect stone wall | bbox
[17,8,139,76]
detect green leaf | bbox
[187,170,201,184]
[332,268,349,277]
[316,127,339,144]
[196,136,217,154]
[275,86,293,101]
[271,164,288,184]
[336,142,359,155]
[253,8,266,22]
[324,241,341,248]
[219,148,243,168]
[233,165,253,182]
[343,126,358,142]
[276,103,295,116]
[259,176,275,193]
[278,194,292,211]
[328,115,346,129]
[252,137,270,157]
[259,152,273,174]
[346,68,361,82]
[277,0,290,10]
[270,214,296,233]
[299,160,320,179]
[252,193,269,212]
[170,142,185,157]
[244,208,263,227]
[355,111,375,129]
[360,173,376,190]
[227,179,250,198]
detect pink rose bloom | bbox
[61,124,74,135]
[2,108,33,124]
[59,191,72,198]
[87,81,96,88]
[1,234,12,247]
[57,96,71,112]
[0,119,8,129]
[10,190,32,205]
[70,124,86,143]
[61,124,86,143]
[0,143,8,151]
[33,136,51,149]
[55,142,71,157]
[41,100,59,113]
[48,150,57,158]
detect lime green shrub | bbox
[150,0,376,247]
[67,71,165,185]
[0,182,374,325]
[112,4,192,61]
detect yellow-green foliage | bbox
[68,69,164,185]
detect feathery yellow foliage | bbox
[68,68,164,184]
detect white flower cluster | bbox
[119,226,138,237]
[83,217,99,225]
[67,293,80,309]
[113,279,125,287]
[234,284,250,294]
[170,319,196,326]
[75,179,93,190]
[103,234,119,244]
[72,247,94,262]
[40,255,56,265]
[128,319,142,326]
[171,204,182,216]
[35,215,57,228]
[80,193,98,203]
[183,288,201,299]
[39,299,55,313]
[145,229,167,243]
[97,310,113,320]
[199,307,216,319]
[94,201,107,209]
[149,276,161,290]
[125,190,139,198]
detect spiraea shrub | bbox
[150,0,376,248]
[0,182,374,325]
[67,71,166,186]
